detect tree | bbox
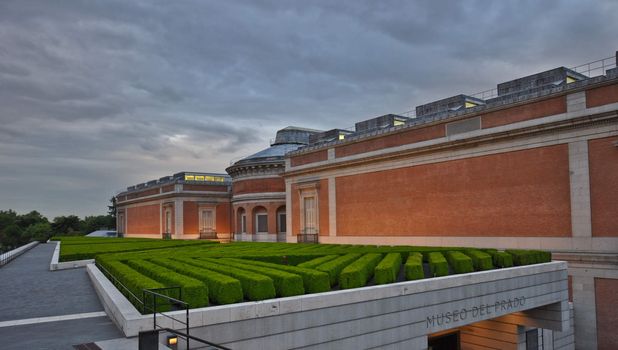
[51,215,82,236]
[108,197,117,227]
[23,222,52,242]
[16,210,48,229]
[81,215,115,234]
[1,224,24,249]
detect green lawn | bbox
[58,237,551,312]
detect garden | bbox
[55,237,552,312]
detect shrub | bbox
[216,258,304,297]
[224,258,330,294]
[506,249,550,266]
[404,252,424,280]
[297,255,339,269]
[149,258,243,305]
[446,251,474,274]
[315,253,363,286]
[428,252,449,277]
[98,259,165,311]
[463,250,494,271]
[125,259,209,308]
[339,253,383,289]
[485,250,514,268]
[179,258,275,301]
[374,253,402,285]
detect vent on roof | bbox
[497,67,587,96]
[355,114,410,133]
[415,95,485,118]
[309,129,354,144]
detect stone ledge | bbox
[87,261,568,338]
[49,240,95,271]
[0,241,39,267]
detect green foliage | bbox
[217,258,304,297]
[483,250,514,268]
[125,259,209,308]
[0,210,50,250]
[149,258,242,305]
[58,238,214,261]
[374,253,402,285]
[98,259,165,311]
[428,252,449,277]
[463,250,494,271]
[446,251,474,274]
[297,255,339,269]
[81,215,116,234]
[506,249,552,266]
[404,252,424,280]
[179,258,276,301]
[339,253,383,289]
[315,253,363,286]
[51,215,83,236]
[225,258,330,294]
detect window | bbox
[303,196,316,234]
[278,212,287,233]
[200,209,214,231]
[256,213,268,233]
[240,213,247,233]
[165,210,172,233]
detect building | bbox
[115,52,618,349]
[115,172,232,241]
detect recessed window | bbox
[256,213,268,233]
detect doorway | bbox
[428,330,459,350]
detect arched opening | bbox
[253,206,268,234]
[236,207,246,234]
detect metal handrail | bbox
[95,261,144,309]
[0,242,38,268]
[142,288,230,350]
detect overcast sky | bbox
[0,1,616,219]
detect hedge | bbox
[428,252,449,277]
[124,259,209,308]
[216,258,304,297]
[446,251,474,274]
[405,252,424,280]
[315,253,363,286]
[297,255,339,269]
[223,258,330,294]
[179,258,276,301]
[98,259,166,311]
[339,253,383,289]
[149,258,243,305]
[374,253,402,285]
[506,250,552,266]
[464,250,494,271]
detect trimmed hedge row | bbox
[428,252,449,277]
[374,253,402,285]
[483,249,514,268]
[179,258,275,301]
[463,250,493,271]
[405,252,424,280]
[224,258,330,294]
[506,249,552,266]
[446,251,474,274]
[217,258,304,297]
[98,259,165,310]
[339,253,383,289]
[125,259,209,308]
[315,253,363,286]
[297,255,339,269]
[149,258,243,305]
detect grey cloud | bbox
[0,0,616,218]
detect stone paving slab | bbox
[0,316,122,350]
[0,243,104,321]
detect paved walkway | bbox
[0,243,123,349]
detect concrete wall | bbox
[88,262,570,349]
